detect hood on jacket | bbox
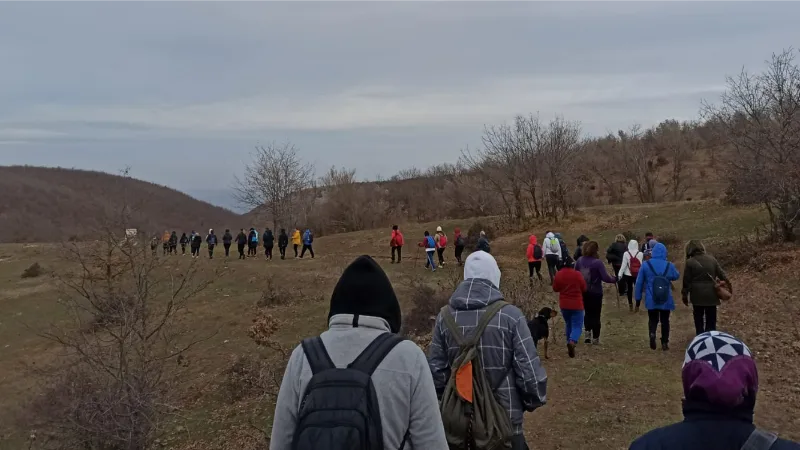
[685,240,706,259]
[576,235,589,247]
[545,232,555,240]
[454,227,461,236]
[436,226,443,232]
[328,255,401,333]
[528,235,537,245]
[628,240,639,253]
[554,232,563,240]
[464,251,501,288]
[651,242,668,260]
[448,277,504,312]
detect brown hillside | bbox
[0,166,241,243]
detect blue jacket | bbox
[630,402,800,450]
[303,229,313,245]
[634,243,680,311]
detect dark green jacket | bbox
[682,252,729,307]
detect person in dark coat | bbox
[222,229,233,258]
[190,231,202,258]
[682,240,732,336]
[630,331,800,450]
[263,228,275,260]
[278,228,289,260]
[179,232,189,255]
[236,229,248,260]
[606,234,628,296]
[573,234,590,261]
[476,230,491,254]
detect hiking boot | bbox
[567,342,576,358]
[649,334,657,350]
[584,331,592,344]
[629,304,634,312]
[662,342,670,351]
[592,338,600,346]
[635,305,640,313]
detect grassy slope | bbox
[1,201,797,449]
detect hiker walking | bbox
[236,229,247,260]
[428,251,547,450]
[222,229,233,257]
[641,232,658,261]
[292,228,302,258]
[526,234,544,282]
[390,225,404,264]
[682,240,732,335]
[179,232,189,255]
[575,241,618,345]
[422,231,437,271]
[434,226,447,267]
[606,234,628,297]
[573,234,590,261]
[476,230,491,253]
[248,228,259,257]
[543,232,562,284]
[278,228,289,260]
[168,231,178,255]
[552,257,586,358]
[150,235,159,256]
[263,228,275,260]
[161,230,170,256]
[630,331,800,450]
[618,240,644,312]
[453,227,465,266]
[269,255,448,450]
[635,243,680,351]
[191,231,202,258]
[300,228,315,259]
[206,229,218,259]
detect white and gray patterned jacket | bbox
[428,278,548,435]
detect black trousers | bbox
[224,243,231,256]
[208,244,215,258]
[528,261,542,280]
[265,246,273,259]
[693,305,717,335]
[436,247,445,265]
[583,292,603,338]
[300,244,314,258]
[623,275,639,306]
[511,434,529,450]
[237,244,245,259]
[248,244,257,256]
[181,244,186,254]
[454,245,465,264]
[191,246,200,256]
[648,309,671,343]
[391,246,402,262]
[293,244,299,257]
[279,246,286,259]
[545,254,559,283]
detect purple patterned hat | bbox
[682,331,758,408]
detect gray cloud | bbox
[1,1,798,210]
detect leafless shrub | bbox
[222,354,281,403]
[402,277,450,338]
[657,232,682,250]
[256,275,295,308]
[21,262,42,278]
[465,220,496,251]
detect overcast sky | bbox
[1,2,798,211]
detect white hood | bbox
[628,240,639,253]
[545,232,555,239]
[464,251,501,288]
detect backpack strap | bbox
[301,337,336,375]
[741,428,778,450]
[661,262,671,277]
[646,260,656,275]
[348,332,405,376]
[440,306,466,347]
[467,301,508,347]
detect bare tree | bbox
[702,48,800,241]
[539,116,583,219]
[649,120,699,201]
[233,142,315,230]
[27,207,214,450]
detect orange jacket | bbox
[526,235,542,262]
[391,230,405,247]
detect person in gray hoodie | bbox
[270,255,448,450]
[428,251,547,450]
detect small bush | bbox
[222,355,277,403]
[21,262,42,278]
[657,233,682,250]
[402,278,450,337]
[465,220,496,251]
[256,275,293,308]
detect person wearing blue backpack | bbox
[422,231,437,272]
[635,242,680,351]
[300,228,315,259]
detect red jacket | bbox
[552,267,587,310]
[526,235,541,262]
[391,230,404,247]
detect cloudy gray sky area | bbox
[1,2,798,211]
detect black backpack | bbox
[294,333,409,450]
[533,244,543,260]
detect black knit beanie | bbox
[328,255,402,333]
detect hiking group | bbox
[269,252,798,450]
[149,227,316,261]
[388,225,478,271]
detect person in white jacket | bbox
[618,240,644,312]
[543,231,562,284]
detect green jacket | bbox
[681,247,729,306]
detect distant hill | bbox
[0,166,242,243]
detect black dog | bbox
[528,307,558,359]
